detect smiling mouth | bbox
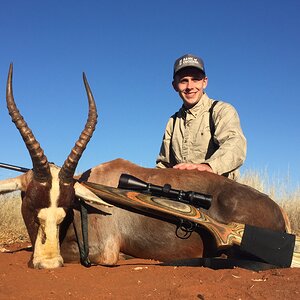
[185,92,197,98]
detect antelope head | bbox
[0,64,110,269]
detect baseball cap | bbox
[173,54,205,77]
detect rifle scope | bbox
[118,173,212,210]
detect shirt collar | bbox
[183,93,211,117]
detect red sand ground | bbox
[0,243,299,299]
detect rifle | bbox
[82,179,300,268]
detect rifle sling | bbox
[73,199,91,268]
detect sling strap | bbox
[209,101,219,140]
[73,199,91,267]
[205,100,219,159]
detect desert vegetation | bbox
[239,169,300,234]
[0,191,29,245]
[0,170,299,245]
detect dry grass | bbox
[0,170,299,245]
[239,169,300,234]
[0,192,30,245]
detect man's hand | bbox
[173,163,213,172]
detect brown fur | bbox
[21,179,51,248]
[78,158,286,231]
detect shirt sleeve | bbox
[156,116,176,168]
[204,103,247,175]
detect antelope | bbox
[0,65,290,269]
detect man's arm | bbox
[156,116,176,168]
[204,103,247,175]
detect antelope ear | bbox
[74,182,113,207]
[0,174,28,193]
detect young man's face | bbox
[172,67,208,109]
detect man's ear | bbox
[172,80,179,92]
[203,76,208,89]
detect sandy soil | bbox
[0,243,299,299]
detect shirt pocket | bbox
[192,125,212,157]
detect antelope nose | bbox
[33,257,64,269]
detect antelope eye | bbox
[34,215,40,225]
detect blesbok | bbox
[0,65,290,269]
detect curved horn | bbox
[6,64,51,182]
[59,73,97,184]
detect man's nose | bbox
[186,80,195,89]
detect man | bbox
[156,54,247,180]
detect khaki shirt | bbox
[156,93,247,180]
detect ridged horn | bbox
[6,64,51,182]
[59,73,97,184]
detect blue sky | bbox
[0,0,299,190]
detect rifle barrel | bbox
[0,162,30,173]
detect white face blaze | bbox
[32,166,66,269]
